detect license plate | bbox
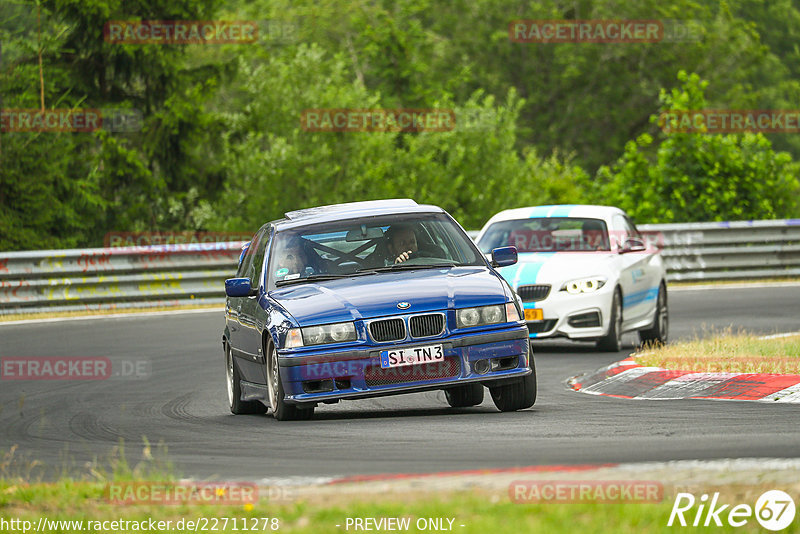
[524,308,544,321]
[380,344,444,369]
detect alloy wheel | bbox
[267,347,279,412]
[226,346,234,407]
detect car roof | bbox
[272,199,446,230]
[482,204,626,226]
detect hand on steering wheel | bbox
[394,250,416,264]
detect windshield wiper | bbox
[357,263,457,273]
[275,271,377,286]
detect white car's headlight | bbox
[288,322,358,348]
[561,277,607,294]
[456,304,506,328]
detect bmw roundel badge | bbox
[397,301,411,310]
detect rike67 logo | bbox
[669,490,796,531]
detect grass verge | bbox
[0,479,786,533]
[635,332,800,374]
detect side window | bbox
[612,215,630,244]
[247,227,271,288]
[237,235,258,278]
[624,216,642,239]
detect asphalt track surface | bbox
[1,285,799,481]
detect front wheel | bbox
[226,344,267,415]
[489,366,537,412]
[445,383,484,407]
[639,283,668,346]
[266,344,314,421]
[597,288,623,352]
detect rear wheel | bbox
[639,283,668,346]
[445,383,484,407]
[266,344,314,421]
[489,365,537,412]
[597,288,623,352]
[226,344,267,415]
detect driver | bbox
[274,236,312,278]
[385,224,419,264]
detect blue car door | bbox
[239,227,271,366]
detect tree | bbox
[595,71,800,222]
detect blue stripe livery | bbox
[622,287,658,309]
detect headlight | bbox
[285,328,304,348]
[505,301,521,322]
[300,322,357,346]
[561,277,607,294]
[456,304,506,328]
[457,308,480,327]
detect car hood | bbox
[269,267,508,325]
[496,252,617,288]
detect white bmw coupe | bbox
[475,205,668,351]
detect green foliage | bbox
[595,71,800,222]
[3,0,800,251]
[208,45,582,230]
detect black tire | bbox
[597,288,623,352]
[445,383,485,407]
[226,344,267,415]
[266,343,314,421]
[489,365,537,412]
[639,282,668,346]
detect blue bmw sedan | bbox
[223,199,535,420]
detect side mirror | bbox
[225,277,255,297]
[620,237,646,254]
[491,246,518,267]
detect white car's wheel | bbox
[639,283,668,346]
[597,288,623,352]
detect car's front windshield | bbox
[268,212,484,287]
[477,217,611,253]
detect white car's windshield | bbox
[478,217,611,253]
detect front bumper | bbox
[277,326,530,404]
[522,285,613,340]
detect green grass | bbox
[2,441,798,533]
[636,331,800,374]
[2,479,791,533]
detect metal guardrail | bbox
[639,219,800,282]
[1,219,799,314]
[0,243,242,315]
